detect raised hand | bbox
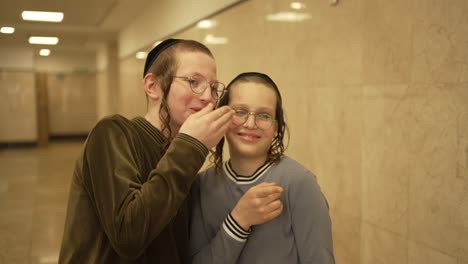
[179,103,234,149]
[231,182,284,231]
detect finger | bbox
[203,105,232,121]
[191,103,214,117]
[246,183,277,197]
[256,186,283,198]
[213,115,232,136]
[257,194,281,208]
[262,192,282,204]
[251,182,277,190]
[267,199,283,211]
[212,109,234,130]
[263,203,283,221]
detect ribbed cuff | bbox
[176,133,209,156]
[222,213,251,242]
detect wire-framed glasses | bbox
[232,107,276,130]
[173,74,226,100]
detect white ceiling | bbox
[0,0,155,52]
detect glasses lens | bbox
[189,75,206,93]
[231,108,274,130]
[256,119,271,129]
[256,113,273,129]
[232,108,247,125]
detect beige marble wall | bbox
[47,73,97,135]
[96,41,119,120]
[118,57,146,118]
[0,71,98,142]
[96,68,120,120]
[96,71,109,119]
[0,71,37,142]
[117,0,468,263]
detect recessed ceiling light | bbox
[290,2,306,10]
[39,49,51,56]
[28,36,59,45]
[266,12,311,22]
[197,19,217,29]
[204,34,228,45]
[0,27,15,34]
[22,11,64,22]
[136,51,147,60]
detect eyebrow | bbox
[185,72,219,82]
[230,104,275,112]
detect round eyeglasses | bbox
[173,74,226,100]
[232,107,276,130]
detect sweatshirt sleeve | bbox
[190,177,248,264]
[83,118,208,260]
[289,169,335,264]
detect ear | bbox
[143,73,161,100]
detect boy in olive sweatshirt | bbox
[59,39,234,263]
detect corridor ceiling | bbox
[0,0,154,52]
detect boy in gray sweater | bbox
[190,72,335,264]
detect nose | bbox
[199,85,215,103]
[243,113,256,129]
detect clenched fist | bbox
[231,182,284,231]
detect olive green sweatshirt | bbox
[59,115,208,263]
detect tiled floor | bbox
[0,140,84,264]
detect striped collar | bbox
[223,160,274,185]
[132,116,167,146]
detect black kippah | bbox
[143,38,182,77]
[227,72,282,101]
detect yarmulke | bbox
[227,72,282,101]
[143,38,182,77]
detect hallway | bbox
[0,140,84,264]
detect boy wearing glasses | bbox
[59,39,234,263]
[190,72,335,264]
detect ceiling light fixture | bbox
[136,51,147,60]
[266,12,312,22]
[28,36,59,45]
[197,19,217,29]
[204,34,228,45]
[0,27,15,34]
[39,49,51,56]
[22,11,64,22]
[290,2,306,10]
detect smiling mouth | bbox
[238,132,260,141]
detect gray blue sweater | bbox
[190,156,335,264]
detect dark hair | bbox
[213,72,289,171]
[146,39,214,147]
